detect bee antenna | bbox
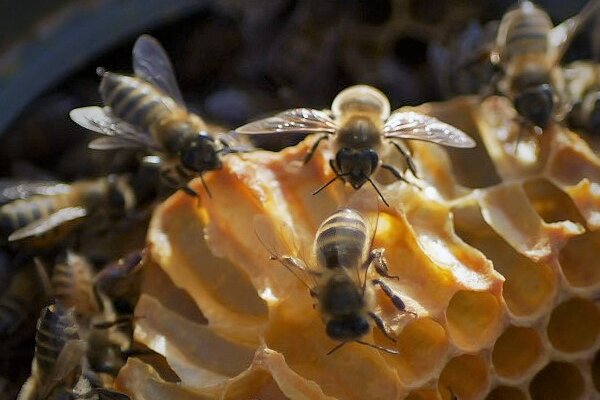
[199,174,212,198]
[354,340,399,354]
[363,176,389,207]
[312,175,341,196]
[96,67,107,77]
[326,341,348,355]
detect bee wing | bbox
[383,111,476,148]
[8,207,88,242]
[132,34,185,106]
[40,338,86,397]
[235,108,338,135]
[70,106,159,151]
[253,214,319,291]
[550,0,600,62]
[93,388,131,400]
[0,180,69,203]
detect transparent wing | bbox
[550,0,600,62]
[70,106,159,150]
[0,180,69,203]
[253,214,320,292]
[132,34,184,105]
[235,108,339,135]
[94,388,131,400]
[40,338,87,398]
[8,207,87,242]
[384,111,476,148]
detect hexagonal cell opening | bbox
[593,350,600,392]
[492,325,544,380]
[547,297,600,353]
[452,206,556,318]
[523,179,585,225]
[529,362,584,400]
[383,317,449,384]
[559,230,600,288]
[486,386,527,400]
[445,290,502,351]
[438,354,489,400]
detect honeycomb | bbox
[114,95,600,400]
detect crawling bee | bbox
[70,34,244,197]
[256,192,414,354]
[236,85,475,205]
[564,61,600,136]
[488,0,600,133]
[0,174,138,248]
[18,304,86,400]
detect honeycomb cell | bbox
[453,206,556,318]
[445,290,502,351]
[593,351,600,392]
[529,362,584,400]
[486,386,526,400]
[386,317,449,384]
[547,297,600,353]
[492,326,543,380]
[438,354,489,400]
[405,388,443,400]
[523,179,585,225]
[559,231,600,288]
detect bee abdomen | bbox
[503,5,552,59]
[52,254,98,316]
[316,209,368,269]
[34,304,79,377]
[99,72,173,130]
[0,194,70,236]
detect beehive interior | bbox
[114,96,600,399]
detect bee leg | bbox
[303,134,329,164]
[372,279,417,318]
[389,140,419,178]
[380,164,415,188]
[366,248,399,280]
[368,311,396,342]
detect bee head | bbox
[334,148,379,189]
[180,134,221,173]
[326,315,370,340]
[513,84,554,129]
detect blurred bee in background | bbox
[94,250,143,313]
[236,85,475,206]
[255,191,415,354]
[563,60,600,136]
[486,0,600,134]
[17,303,130,400]
[70,34,247,198]
[0,167,157,249]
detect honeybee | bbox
[70,35,244,197]
[0,174,137,248]
[236,85,475,205]
[256,192,415,354]
[489,0,600,132]
[564,61,600,136]
[94,250,143,311]
[18,304,86,400]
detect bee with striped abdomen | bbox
[70,35,245,197]
[236,85,475,205]
[0,174,137,248]
[17,304,86,400]
[489,0,600,133]
[256,192,415,354]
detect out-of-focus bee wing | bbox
[93,388,131,400]
[383,111,476,148]
[70,106,159,151]
[40,338,86,398]
[132,34,185,106]
[550,0,600,62]
[0,180,69,203]
[8,207,88,242]
[253,214,319,291]
[236,108,339,135]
